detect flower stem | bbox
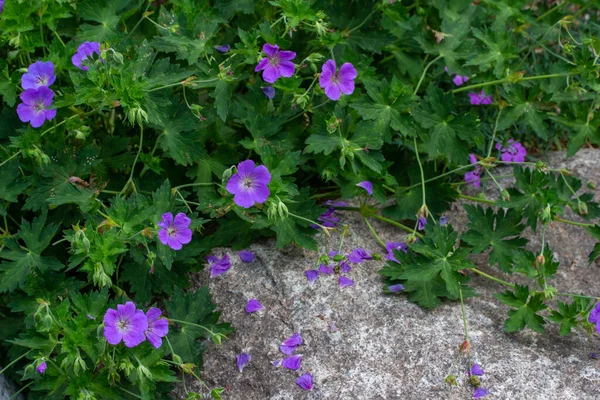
[452,73,571,94]
[487,109,503,158]
[396,164,476,194]
[414,54,442,95]
[121,126,144,195]
[146,78,219,92]
[119,387,143,399]
[174,182,214,190]
[0,151,22,168]
[413,137,427,209]
[168,318,224,339]
[347,6,378,34]
[0,351,31,375]
[371,214,424,238]
[363,217,386,249]
[458,194,495,204]
[8,382,33,400]
[469,268,515,288]
[553,216,593,228]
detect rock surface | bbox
[176,150,600,400]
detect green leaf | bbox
[547,297,591,336]
[216,0,255,19]
[0,159,29,203]
[496,285,546,333]
[211,80,233,122]
[465,29,517,78]
[77,0,132,41]
[304,134,343,155]
[0,59,17,106]
[154,107,206,166]
[462,205,527,272]
[498,87,548,140]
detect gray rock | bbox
[0,370,24,400]
[175,150,600,400]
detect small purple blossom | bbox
[144,308,169,349]
[452,75,469,86]
[72,42,103,71]
[0,0,4,13]
[589,302,600,334]
[296,373,313,391]
[236,353,251,372]
[388,284,405,293]
[417,217,427,231]
[348,248,372,263]
[245,298,264,313]
[282,355,302,370]
[16,87,57,128]
[340,260,351,273]
[271,359,282,367]
[36,361,47,374]
[305,269,319,282]
[255,44,296,84]
[312,206,339,229]
[262,86,275,99]
[385,241,407,263]
[103,302,148,348]
[495,139,526,163]
[319,59,357,101]
[356,181,373,195]
[239,250,255,263]
[464,154,482,188]
[207,254,232,278]
[157,212,192,250]
[325,200,348,207]
[470,364,485,376]
[21,61,56,90]
[338,276,354,288]
[318,264,333,274]
[590,352,599,359]
[469,90,493,105]
[226,160,272,208]
[215,44,230,53]
[473,388,490,398]
[439,216,448,226]
[282,333,303,347]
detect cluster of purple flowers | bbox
[444,66,492,105]
[464,139,526,188]
[312,200,347,229]
[103,302,169,349]
[255,43,357,102]
[206,250,254,278]
[72,42,102,71]
[17,61,57,128]
[305,248,371,288]
[226,160,272,208]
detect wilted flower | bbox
[215,44,230,53]
[356,181,373,195]
[158,212,192,250]
[464,154,482,188]
[469,90,492,105]
[296,372,313,390]
[388,283,405,292]
[236,353,251,372]
[245,298,264,313]
[21,61,56,90]
[103,302,148,348]
[385,241,407,263]
[255,44,296,83]
[280,333,303,355]
[281,355,302,370]
[469,364,485,376]
[72,42,102,71]
[239,250,255,263]
[473,388,489,398]
[319,59,357,101]
[312,206,339,229]
[305,269,319,282]
[495,139,526,163]
[338,276,354,288]
[207,254,232,278]
[348,248,372,263]
[262,86,275,99]
[144,308,169,349]
[16,87,57,128]
[417,217,427,231]
[318,264,334,274]
[226,160,272,208]
[439,216,448,226]
[340,260,351,273]
[36,361,47,374]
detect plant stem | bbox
[459,287,472,369]
[168,318,222,338]
[363,217,386,248]
[288,212,328,232]
[452,73,571,94]
[396,164,476,194]
[535,2,567,21]
[8,382,33,400]
[121,126,144,195]
[146,78,219,92]
[0,351,31,375]
[469,268,515,288]
[123,0,152,42]
[348,6,378,34]
[458,194,495,204]
[0,151,22,168]
[414,54,442,95]
[40,108,100,137]
[174,182,214,190]
[413,137,427,209]
[371,215,424,238]
[487,109,503,158]
[553,216,593,228]
[119,387,143,399]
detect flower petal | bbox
[388,284,405,293]
[281,355,302,370]
[356,181,373,195]
[324,83,341,101]
[254,57,270,72]
[237,353,251,372]
[296,373,313,391]
[262,43,279,58]
[279,60,295,78]
[305,270,319,282]
[278,50,296,61]
[252,165,272,184]
[262,64,281,83]
[338,276,354,288]
[239,250,255,262]
[245,298,264,313]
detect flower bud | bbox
[459,340,471,353]
[372,253,382,261]
[501,190,510,202]
[469,375,481,387]
[543,286,557,300]
[333,254,345,262]
[578,202,588,216]
[82,236,91,252]
[536,254,546,266]
[444,375,457,386]
[540,204,552,224]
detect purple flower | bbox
[144,307,169,349]
[326,200,348,207]
[207,254,232,278]
[255,44,296,84]
[226,160,272,208]
[319,59,357,101]
[338,276,354,288]
[305,269,319,282]
[282,333,303,347]
[312,207,339,229]
[590,352,599,359]
[16,87,57,128]
[36,361,47,374]
[0,0,4,13]
[215,44,230,53]
[245,298,264,313]
[340,260,351,273]
[385,241,407,263]
[464,154,482,188]
[318,264,333,274]
[388,284,404,293]
[439,216,448,226]
[417,217,427,231]
[470,364,484,376]
[157,212,192,250]
[495,139,526,163]
[262,86,275,99]
[21,61,56,90]
[589,302,600,334]
[356,181,373,195]
[236,353,251,372]
[296,373,313,391]
[103,302,148,348]
[348,248,372,263]
[239,250,255,263]
[271,359,282,367]
[473,388,489,398]
[469,90,493,105]
[72,42,102,71]
[452,75,469,86]
[282,355,302,370]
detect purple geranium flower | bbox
[340,260,351,273]
[417,217,427,231]
[385,241,408,263]
[452,75,469,86]
[255,44,296,84]
[239,250,255,262]
[319,59,357,101]
[245,298,264,313]
[103,302,148,348]
[72,42,102,71]
[312,206,339,229]
[16,87,57,128]
[338,276,354,288]
[144,307,169,349]
[215,44,230,53]
[470,364,485,376]
[589,302,600,334]
[262,86,275,99]
[296,373,313,391]
[348,248,372,263]
[305,269,319,282]
[388,284,404,293]
[157,212,192,251]
[464,154,482,188]
[226,160,272,208]
[37,361,47,374]
[356,181,373,195]
[469,90,493,105]
[439,216,448,226]
[318,264,334,274]
[236,353,251,372]
[207,254,231,278]
[282,355,302,370]
[21,61,56,90]
[473,388,490,398]
[495,139,526,163]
